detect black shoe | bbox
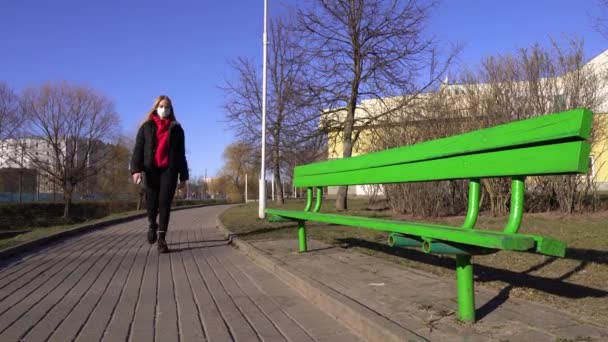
[147,226,157,244]
[158,238,169,253]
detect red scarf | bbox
[150,114,174,168]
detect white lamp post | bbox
[259,0,268,219]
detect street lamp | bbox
[259,0,268,219]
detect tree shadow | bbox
[169,241,231,253]
[170,239,228,245]
[230,225,297,238]
[307,246,338,252]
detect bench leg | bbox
[456,255,475,322]
[298,221,307,252]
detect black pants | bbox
[145,167,178,235]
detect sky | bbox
[1,0,606,180]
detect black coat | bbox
[130,119,189,182]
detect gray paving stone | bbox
[0,205,388,342]
[246,238,608,341]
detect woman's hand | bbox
[132,172,142,185]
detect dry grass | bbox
[221,199,608,327]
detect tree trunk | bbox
[63,191,72,219]
[335,132,353,210]
[274,173,284,205]
[273,146,284,205]
[335,185,349,210]
[336,102,356,211]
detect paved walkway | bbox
[0,205,360,342]
[231,238,608,342]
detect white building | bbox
[0,138,58,195]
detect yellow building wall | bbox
[327,129,376,159]
[591,114,608,189]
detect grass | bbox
[221,198,608,327]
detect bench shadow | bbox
[335,237,608,320]
[566,247,608,264]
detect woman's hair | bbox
[142,95,175,124]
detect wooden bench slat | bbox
[294,141,590,187]
[266,209,566,257]
[295,108,592,177]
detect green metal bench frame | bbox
[266,108,593,323]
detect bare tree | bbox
[220,141,259,202]
[207,175,234,201]
[223,17,320,205]
[19,82,119,218]
[96,136,134,200]
[370,38,607,216]
[297,0,457,210]
[464,39,607,213]
[282,135,328,198]
[593,0,608,39]
[0,82,24,166]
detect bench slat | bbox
[266,209,531,249]
[296,108,592,177]
[294,141,589,186]
[266,209,566,257]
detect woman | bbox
[130,95,188,253]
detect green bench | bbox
[266,108,593,323]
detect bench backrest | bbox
[294,109,593,187]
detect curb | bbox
[215,217,429,342]
[0,203,222,260]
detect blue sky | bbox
[1,0,606,179]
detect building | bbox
[0,137,114,200]
[0,138,58,196]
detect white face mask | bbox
[157,106,171,118]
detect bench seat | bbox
[266,209,566,257]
